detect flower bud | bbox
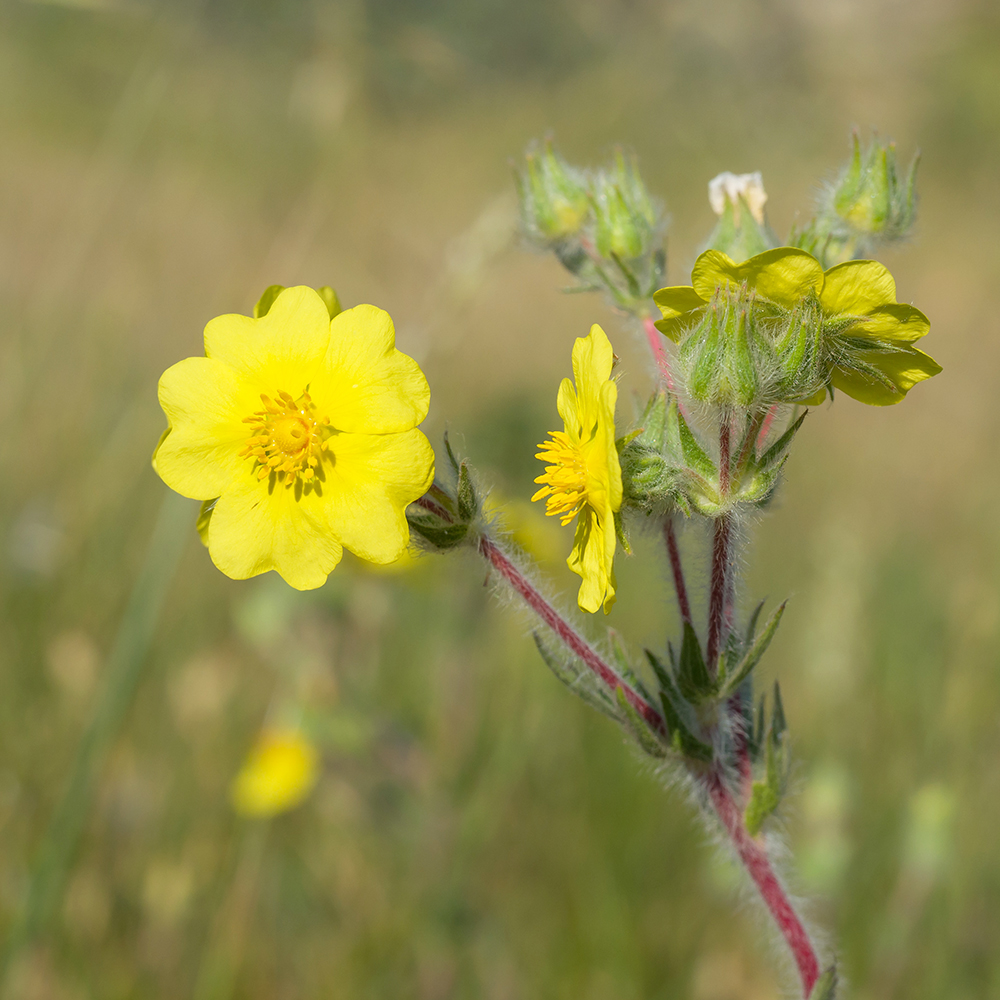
[772,298,827,403]
[591,149,658,260]
[831,131,918,243]
[679,287,760,409]
[705,171,777,263]
[515,139,590,244]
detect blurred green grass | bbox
[2,0,1000,997]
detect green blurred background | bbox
[1,0,998,996]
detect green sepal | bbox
[457,461,478,522]
[406,514,469,551]
[613,509,632,555]
[196,498,217,547]
[636,389,669,451]
[674,407,716,481]
[615,687,668,759]
[534,633,620,721]
[443,431,461,476]
[757,411,807,472]
[719,601,787,697]
[317,286,342,319]
[677,622,715,702]
[615,428,643,451]
[254,284,285,318]
[809,966,838,1000]
[772,680,787,740]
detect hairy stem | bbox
[477,534,662,732]
[706,418,733,669]
[642,315,679,393]
[663,517,692,627]
[706,770,821,996]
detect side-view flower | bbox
[153,285,434,589]
[533,324,622,614]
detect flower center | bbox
[240,390,330,487]
[532,430,589,525]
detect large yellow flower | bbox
[154,286,434,590]
[653,247,940,405]
[533,324,622,614]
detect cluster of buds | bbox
[792,131,920,266]
[704,171,779,263]
[514,139,666,314]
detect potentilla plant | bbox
[151,133,938,998]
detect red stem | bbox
[478,535,664,734]
[663,517,692,627]
[414,492,821,996]
[705,419,733,669]
[642,316,681,395]
[706,771,821,996]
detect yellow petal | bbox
[652,285,706,343]
[831,347,942,405]
[311,305,430,434]
[555,376,580,436]
[692,247,823,307]
[153,356,255,500]
[320,428,435,564]
[845,303,930,344]
[204,285,330,393]
[819,260,896,315]
[207,476,344,590]
[571,324,615,423]
[598,378,623,511]
[568,509,616,614]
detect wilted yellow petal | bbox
[831,347,942,405]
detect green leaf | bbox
[615,687,668,758]
[253,284,286,318]
[608,629,650,703]
[645,650,713,762]
[406,516,469,550]
[678,622,715,702]
[772,680,787,741]
[457,461,478,522]
[809,966,838,1000]
[720,602,787,697]
[749,693,766,762]
[745,779,780,836]
[534,633,620,721]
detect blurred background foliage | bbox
[1,0,999,996]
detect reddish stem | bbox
[705,419,733,670]
[757,404,779,450]
[478,535,664,734]
[642,316,680,394]
[706,771,821,996]
[663,517,692,627]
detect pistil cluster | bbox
[240,389,330,487]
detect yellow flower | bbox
[533,324,622,614]
[153,286,435,590]
[230,728,319,818]
[653,247,941,405]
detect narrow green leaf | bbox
[646,650,713,762]
[757,411,806,471]
[772,680,787,740]
[745,779,780,836]
[678,622,715,702]
[809,966,838,1000]
[533,634,620,721]
[745,599,766,645]
[443,431,461,475]
[457,461,478,522]
[720,602,787,697]
[615,688,668,758]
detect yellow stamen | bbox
[532,430,590,525]
[242,389,330,488]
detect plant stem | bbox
[706,418,733,669]
[706,770,821,997]
[477,534,662,732]
[642,315,679,393]
[663,517,692,627]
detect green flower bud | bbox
[515,139,590,244]
[591,149,658,261]
[679,287,760,409]
[831,131,918,243]
[773,297,827,404]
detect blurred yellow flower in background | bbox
[231,728,320,818]
[533,324,622,614]
[153,286,435,590]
